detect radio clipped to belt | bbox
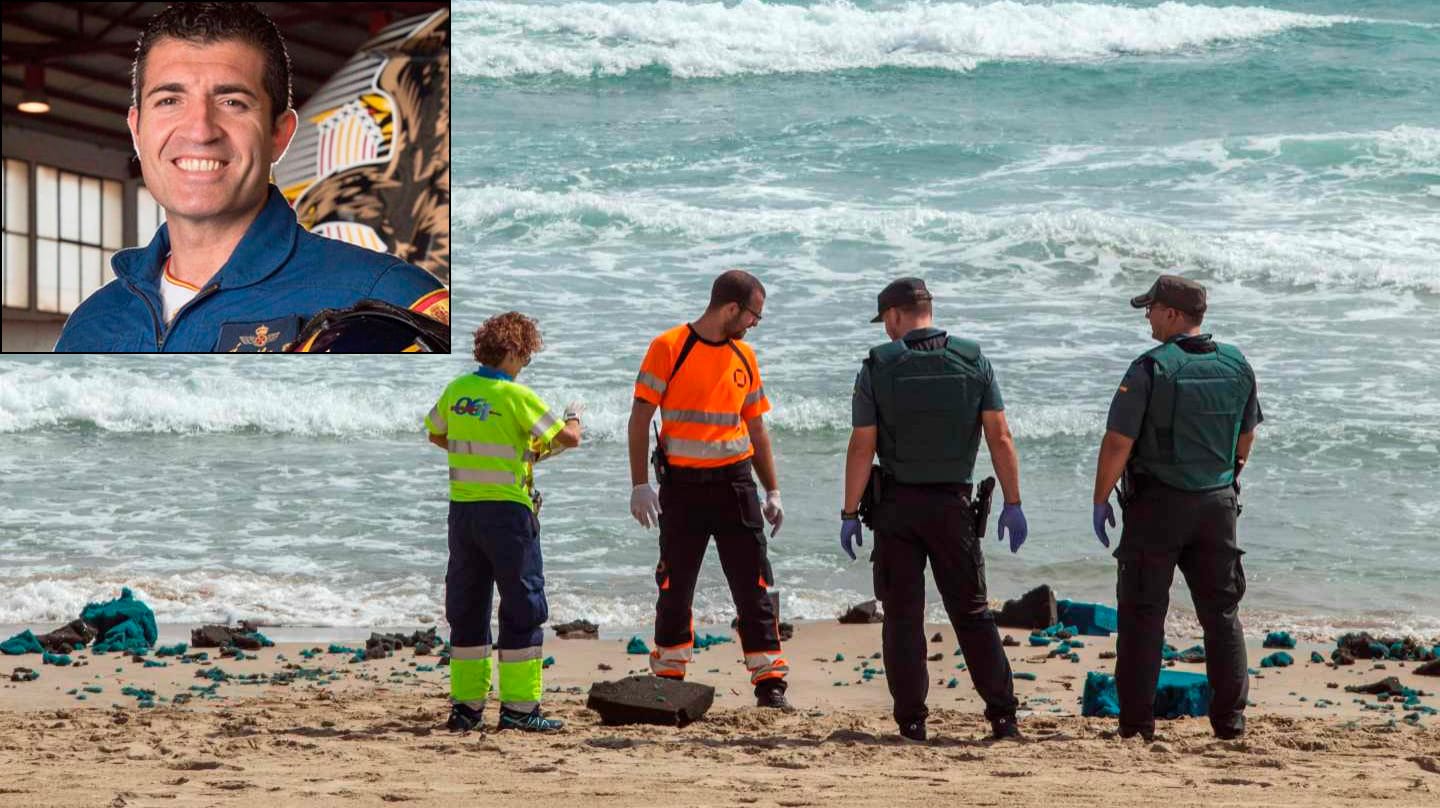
[650,421,670,485]
[970,476,996,538]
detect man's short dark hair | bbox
[708,269,765,310]
[896,299,932,319]
[132,3,293,121]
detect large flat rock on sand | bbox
[587,675,714,727]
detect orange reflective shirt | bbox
[634,323,771,468]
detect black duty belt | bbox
[889,479,973,498]
[663,459,753,485]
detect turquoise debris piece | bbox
[946,677,959,688]
[1013,672,1037,681]
[155,643,188,657]
[1028,635,1053,647]
[625,636,650,654]
[1,630,44,655]
[42,652,72,666]
[693,633,732,650]
[1260,651,1294,668]
[1055,600,1118,636]
[80,588,158,652]
[1176,645,1206,663]
[834,652,845,662]
[1263,631,1296,649]
[1310,651,1325,664]
[542,656,556,668]
[1083,670,1212,718]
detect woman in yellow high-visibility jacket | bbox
[425,312,582,732]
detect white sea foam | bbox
[0,575,442,627]
[456,1,1363,79]
[0,360,441,436]
[461,185,1440,292]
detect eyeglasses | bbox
[740,303,763,324]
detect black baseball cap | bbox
[1130,275,1207,316]
[871,277,933,322]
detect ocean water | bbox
[3,0,1439,639]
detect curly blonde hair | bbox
[473,312,544,367]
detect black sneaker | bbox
[990,716,1022,740]
[755,681,794,712]
[1119,726,1155,742]
[446,703,484,733]
[498,706,565,733]
[1214,726,1245,741]
[898,719,927,743]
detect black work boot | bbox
[755,680,793,711]
[990,715,1022,740]
[446,703,484,733]
[1214,716,1245,740]
[1119,725,1155,742]
[898,718,927,743]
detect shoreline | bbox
[2,620,1437,805]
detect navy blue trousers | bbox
[446,500,548,651]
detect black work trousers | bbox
[653,460,786,689]
[872,483,1018,726]
[1115,482,1248,737]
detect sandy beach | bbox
[2,620,1436,807]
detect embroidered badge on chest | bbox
[219,316,304,352]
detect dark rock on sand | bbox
[587,675,714,727]
[995,585,1058,631]
[553,619,600,640]
[838,600,883,624]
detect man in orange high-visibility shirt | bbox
[628,269,790,710]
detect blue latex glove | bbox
[840,518,864,561]
[996,503,1027,553]
[1093,501,1116,548]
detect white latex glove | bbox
[563,400,585,422]
[630,483,661,529]
[762,490,783,537]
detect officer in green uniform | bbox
[425,311,583,733]
[1091,275,1262,741]
[840,278,1028,743]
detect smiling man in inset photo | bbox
[55,2,447,352]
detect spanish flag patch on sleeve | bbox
[409,288,450,325]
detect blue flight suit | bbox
[54,184,444,352]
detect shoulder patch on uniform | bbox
[409,288,449,325]
[1118,385,1129,393]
